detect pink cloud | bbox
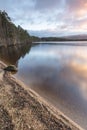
[66,0,87,17]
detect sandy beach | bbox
[0,61,83,130]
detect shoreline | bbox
[0,61,83,130]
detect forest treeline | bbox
[0,10,39,46]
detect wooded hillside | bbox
[0,11,33,46]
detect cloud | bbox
[66,0,87,17]
[29,29,60,37]
[0,0,87,36]
[34,0,61,11]
[29,25,71,37]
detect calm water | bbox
[0,42,87,129]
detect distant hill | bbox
[0,11,39,47]
[41,34,87,41]
[64,34,87,40]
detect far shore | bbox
[0,61,83,130]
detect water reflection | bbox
[0,43,87,129]
[16,44,87,129]
[0,43,32,66]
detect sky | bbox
[0,0,87,37]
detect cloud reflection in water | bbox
[15,44,87,129]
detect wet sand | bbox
[0,61,83,130]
